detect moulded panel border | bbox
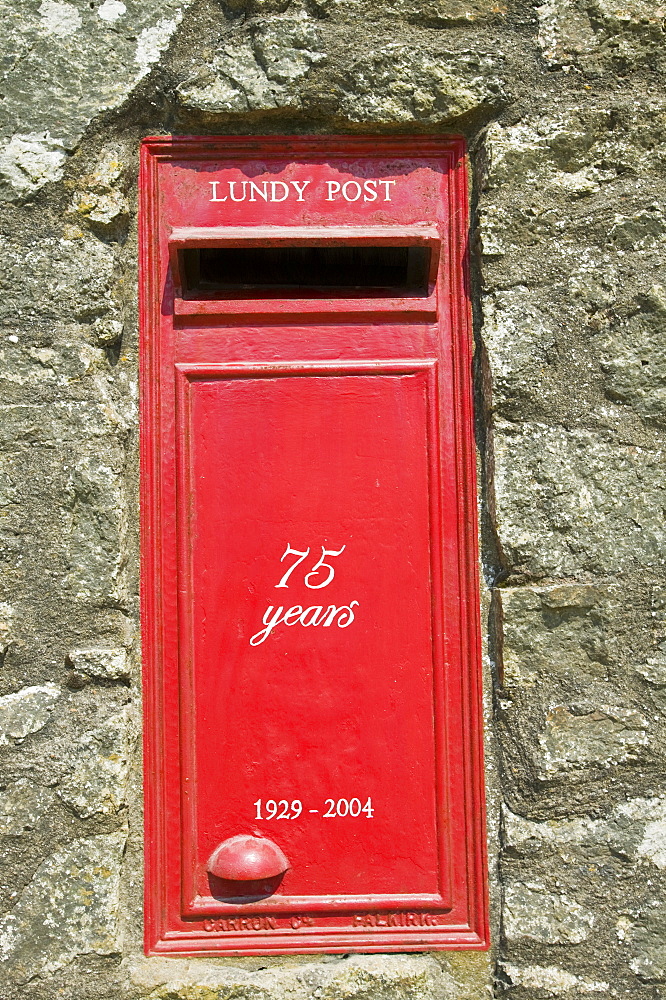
[153,927,487,956]
[173,359,453,920]
[154,927,487,956]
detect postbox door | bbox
[140,136,488,955]
[177,357,447,908]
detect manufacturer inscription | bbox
[203,916,279,932]
[351,912,444,927]
[202,915,316,932]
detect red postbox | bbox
[139,136,488,955]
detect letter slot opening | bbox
[179,244,432,297]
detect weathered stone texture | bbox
[0,684,60,746]
[503,883,595,945]
[68,146,132,235]
[0,0,196,197]
[223,0,507,23]
[477,0,666,982]
[498,584,617,689]
[537,0,666,75]
[503,796,666,870]
[493,422,665,577]
[622,903,666,983]
[57,707,134,818]
[67,646,130,681]
[0,831,125,982]
[598,283,666,427]
[177,15,327,113]
[130,954,461,1000]
[175,15,507,126]
[500,963,609,995]
[338,46,505,123]
[0,780,56,838]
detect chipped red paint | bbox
[139,135,488,956]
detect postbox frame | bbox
[139,135,488,955]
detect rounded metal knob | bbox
[207,835,289,881]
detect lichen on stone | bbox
[0,684,60,746]
[0,831,126,981]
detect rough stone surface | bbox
[498,583,619,689]
[501,964,608,995]
[537,1,666,75]
[0,230,118,324]
[0,780,57,837]
[0,132,68,201]
[67,646,130,681]
[503,797,666,868]
[0,831,126,982]
[537,704,650,776]
[130,954,460,1000]
[623,903,666,983]
[503,883,595,945]
[636,802,666,870]
[57,708,134,818]
[177,16,327,114]
[476,1,666,987]
[68,146,131,234]
[493,421,666,578]
[0,0,195,191]
[283,0,507,21]
[0,684,60,746]
[174,14,507,127]
[338,45,505,124]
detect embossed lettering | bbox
[326,179,395,202]
[202,916,279,932]
[326,180,341,201]
[363,179,377,202]
[351,912,442,928]
[342,180,362,202]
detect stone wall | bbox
[0,0,664,997]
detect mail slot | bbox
[139,136,488,956]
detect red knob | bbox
[207,835,289,881]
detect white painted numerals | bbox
[250,542,358,645]
[275,547,310,589]
[254,797,374,819]
[323,797,374,818]
[275,545,346,589]
[254,799,302,820]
